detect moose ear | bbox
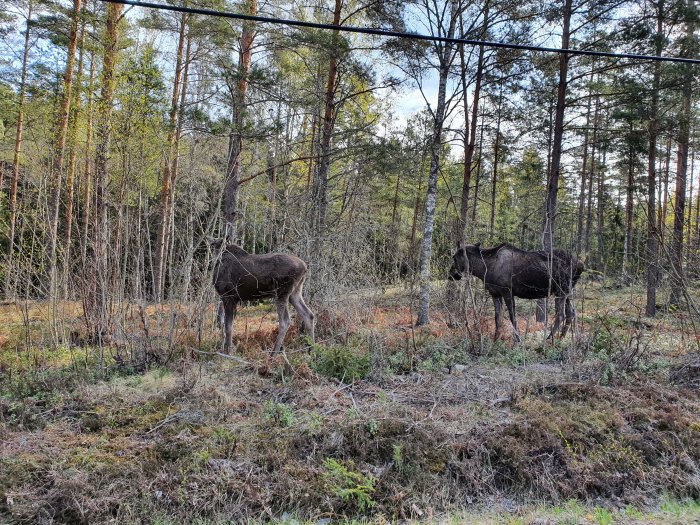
[206,236,224,250]
[456,240,463,250]
[474,242,481,249]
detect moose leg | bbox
[273,297,292,354]
[222,297,237,353]
[217,302,225,328]
[290,282,315,342]
[560,297,575,338]
[492,295,503,339]
[548,297,565,340]
[504,294,521,343]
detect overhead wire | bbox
[97,0,700,65]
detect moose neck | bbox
[467,250,487,280]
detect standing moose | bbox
[448,242,584,341]
[208,238,315,353]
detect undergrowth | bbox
[0,290,699,524]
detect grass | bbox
[0,282,699,523]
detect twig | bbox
[193,348,250,365]
[146,412,180,434]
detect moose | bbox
[208,238,315,353]
[448,242,584,341]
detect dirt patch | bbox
[1,359,698,524]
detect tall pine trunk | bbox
[224,0,257,239]
[646,9,662,316]
[49,0,83,299]
[81,40,97,267]
[63,8,88,296]
[417,0,457,326]
[4,0,33,300]
[154,12,187,300]
[576,92,592,255]
[313,0,342,238]
[537,0,572,322]
[457,3,488,240]
[669,8,694,305]
[622,126,635,284]
[86,2,122,349]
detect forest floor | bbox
[0,278,699,524]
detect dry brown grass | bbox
[1,283,699,524]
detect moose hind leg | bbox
[560,297,575,338]
[548,297,565,340]
[273,298,292,354]
[504,294,521,343]
[492,296,504,339]
[222,297,237,353]
[290,286,315,343]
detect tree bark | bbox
[646,10,662,316]
[81,39,96,267]
[457,3,488,240]
[86,1,122,347]
[538,0,571,322]
[48,0,83,299]
[154,12,187,301]
[4,0,33,300]
[224,0,257,240]
[669,7,694,305]
[313,0,343,237]
[576,92,592,255]
[417,0,457,326]
[63,6,88,297]
[597,143,606,267]
[489,83,503,235]
[622,124,635,284]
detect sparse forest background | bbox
[2,0,699,320]
[1,0,700,523]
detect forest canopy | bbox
[0,0,699,323]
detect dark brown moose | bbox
[208,238,315,353]
[448,242,584,341]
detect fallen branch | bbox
[192,349,250,365]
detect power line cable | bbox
[98,0,700,65]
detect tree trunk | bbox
[86,1,123,348]
[165,34,191,298]
[489,83,503,235]
[576,92,592,255]
[48,0,83,299]
[669,8,694,305]
[63,7,88,297]
[417,2,457,326]
[597,144,606,267]
[584,94,600,259]
[457,3,488,240]
[224,0,257,240]
[646,24,662,316]
[471,109,487,224]
[538,0,571,322]
[81,40,96,267]
[542,0,572,253]
[154,12,187,301]
[659,135,671,239]
[622,126,635,284]
[313,0,343,238]
[4,0,33,300]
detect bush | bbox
[322,458,376,511]
[310,340,370,382]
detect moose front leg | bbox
[273,297,292,354]
[492,295,504,340]
[560,296,576,338]
[222,297,237,353]
[548,297,565,340]
[504,294,521,343]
